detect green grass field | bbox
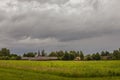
[0,60,120,80]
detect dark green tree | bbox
[62,51,70,60]
[69,53,75,60]
[23,52,36,57]
[92,53,96,60]
[38,50,41,56]
[101,51,105,56]
[79,51,84,60]
[49,52,57,57]
[56,50,64,57]
[10,54,21,60]
[95,53,101,60]
[112,50,120,60]
[41,49,46,56]
[105,51,110,56]
[85,54,92,60]
[0,48,10,56]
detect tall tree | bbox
[112,50,120,60]
[85,54,92,60]
[92,53,96,60]
[1,48,10,56]
[38,50,41,56]
[95,52,101,60]
[49,52,57,57]
[79,51,84,60]
[69,53,75,60]
[56,50,64,57]
[41,49,46,56]
[62,51,70,60]
[101,51,105,56]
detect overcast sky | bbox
[0,0,120,54]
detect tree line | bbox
[0,48,120,60]
[48,49,120,60]
[0,48,21,60]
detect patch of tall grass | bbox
[0,60,120,79]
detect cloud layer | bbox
[0,0,120,54]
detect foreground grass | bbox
[0,60,120,80]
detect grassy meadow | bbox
[0,60,120,80]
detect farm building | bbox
[22,50,58,61]
[22,56,58,61]
[101,56,112,60]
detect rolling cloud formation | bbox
[0,0,120,53]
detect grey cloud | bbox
[19,0,69,4]
[0,10,6,22]
[0,0,120,53]
[2,14,120,42]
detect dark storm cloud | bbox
[0,0,120,53]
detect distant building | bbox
[101,56,112,60]
[22,50,58,60]
[74,57,81,61]
[22,56,58,61]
